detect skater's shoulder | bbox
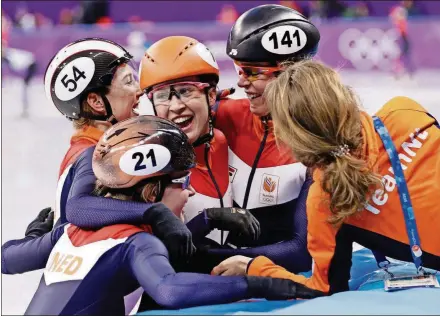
[376,96,429,118]
[218,97,250,116]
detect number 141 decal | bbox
[261,25,307,55]
[268,30,301,49]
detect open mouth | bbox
[246,93,262,100]
[172,115,194,130]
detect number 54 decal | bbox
[261,25,308,55]
[54,57,95,101]
[61,66,86,92]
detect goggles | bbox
[100,58,140,87]
[234,62,281,82]
[170,172,191,190]
[134,171,192,203]
[147,82,210,107]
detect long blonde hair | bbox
[265,60,382,225]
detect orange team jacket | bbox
[247,96,440,294]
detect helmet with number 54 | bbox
[44,38,143,125]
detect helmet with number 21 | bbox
[93,115,196,190]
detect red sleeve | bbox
[213,98,250,138]
[213,98,234,132]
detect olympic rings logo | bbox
[338,28,401,71]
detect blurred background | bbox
[1,0,440,314]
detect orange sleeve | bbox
[247,181,339,293]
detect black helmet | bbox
[226,4,320,65]
[93,115,196,189]
[44,38,134,122]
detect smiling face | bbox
[149,77,216,144]
[105,63,143,121]
[238,75,273,116]
[234,62,280,117]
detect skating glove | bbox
[25,207,54,238]
[204,207,261,241]
[143,203,196,263]
[246,276,326,300]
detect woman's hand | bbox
[205,207,260,240]
[145,185,196,264]
[161,184,195,218]
[211,255,253,276]
[25,207,54,238]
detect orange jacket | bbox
[247,96,440,293]
[58,126,104,177]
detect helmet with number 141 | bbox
[227,4,320,65]
[225,4,320,117]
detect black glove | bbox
[25,207,54,238]
[143,203,196,263]
[205,207,261,241]
[246,276,326,300]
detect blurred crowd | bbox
[3,0,113,31]
[2,0,426,32]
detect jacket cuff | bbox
[246,256,274,276]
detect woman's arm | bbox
[2,225,65,274]
[66,147,195,262]
[126,232,323,309]
[246,182,342,294]
[209,174,313,273]
[66,147,151,227]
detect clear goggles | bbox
[101,58,140,87]
[233,62,281,82]
[147,81,210,106]
[170,171,191,190]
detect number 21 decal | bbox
[261,25,307,55]
[132,149,157,171]
[119,144,171,176]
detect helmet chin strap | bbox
[81,93,118,125]
[192,91,215,148]
[192,117,214,147]
[101,94,118,125]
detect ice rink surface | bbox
[1,70,439,314]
